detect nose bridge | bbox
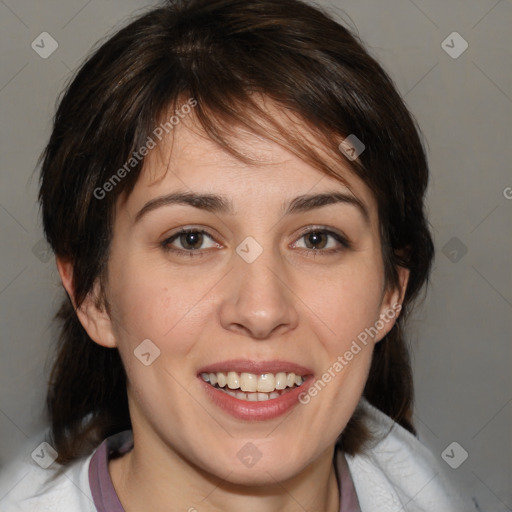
[218,235,298,339]
[238,237,283,301]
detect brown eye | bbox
[179,231,204,250]
[161,229,219,255]
[293,228,351,254]
[303,231,329,250]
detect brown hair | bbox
[39,0,434,464]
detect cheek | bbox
[107,256,217,354]
[302,262,385,349]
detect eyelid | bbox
[160,227,221,254]
[160,225,351,256]
[291,226,351,251]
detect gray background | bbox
[0,0,510,510]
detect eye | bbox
[292,228,350,254]
[160,226,351,258]
[161,229,220,256]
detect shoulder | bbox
[0,433,96,512]
[344,398,474,512]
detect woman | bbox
[0,0,471,510]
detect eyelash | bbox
[160,227,351,258]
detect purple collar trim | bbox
[88,431,360,511]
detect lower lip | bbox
[198,376,314,421]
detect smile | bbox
[197,359,314,420]
[200,371,305,402]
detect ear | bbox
[56,257,117,348]
[374,265,409,343]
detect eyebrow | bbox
[133,190,369,224]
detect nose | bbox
[218,244,299,340]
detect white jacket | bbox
[0,398,473,511]
[343,399,472,511]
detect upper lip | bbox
[197,359,313,376]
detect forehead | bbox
[118,110,378,224]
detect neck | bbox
[109,434,340,512]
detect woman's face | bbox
[83,113,405,485]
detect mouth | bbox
[200,371,305,402]
[197,360,314,421]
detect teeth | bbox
[257,373,275,393]
[217,386,295,401]
[240,372,257,392]
[275,372,287,390]
[227,371,240,389]
[200,371,305,393]
[217,372,227,387]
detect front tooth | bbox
[240,373,257,392]
[257,392,270,401]
[217,372,227,388]
[269,391,280,399]
[209,373,217,386]
[227,371,240,390]
[257,373,276,392]
[247,393,258,401]
[286,372,296,387]
[275,372,287,390]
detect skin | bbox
[57,110,408,512]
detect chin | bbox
[218,460,304,487]
[197,442,312,487]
